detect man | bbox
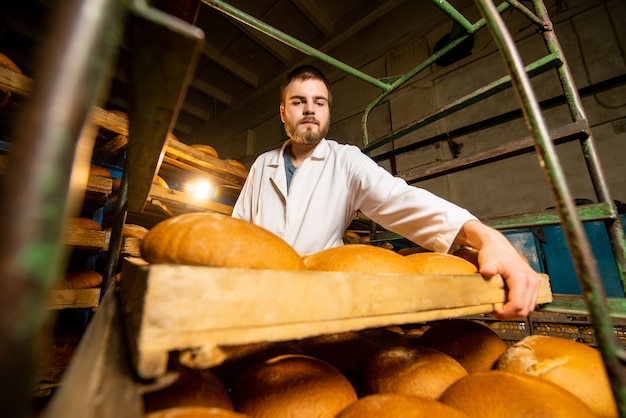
[233,65,541,320]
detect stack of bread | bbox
[137,215,615,417]
[135,321,616,417]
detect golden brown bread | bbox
[304,244,418,274]
[89,164,112,178]
[404,252,478,274]
[336,393,469,418]
[106,109,128,120]
[495,335,617,418]
[143,362,233,413]
[144,407,251,418]
[361,345,467,399]
[453,247,530,268]
[122,223,150,240]
[140,212,305,270]
[439,370,597,418]
[190,144,219,158]
[153,175,169,189]
[210,341,302,390]
[230,354,357,418]
[223,159,246,171]
[0,52,22,110]
[297,331,379,374]
[59,270,103,289]
[66,217,102,231]
[417,318,506,373]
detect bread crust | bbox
[404,252,478,274]
[304,244,418,274]
[440,370,597,417]
[230,354,357,418]
[66,217,102,231]
[59,270,103,289]
[336,393,469,418]
[362,345,467,399]
[418,318,506,373]
[140,212,305,270]
[144,407,251,418]
[495,335,617,418]
[190,144,219,158]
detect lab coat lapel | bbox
[268,141,290,201]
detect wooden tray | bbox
[118,257,553,379]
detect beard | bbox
[284,116,329,146]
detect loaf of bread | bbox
[223,159,246,171]
[404,252,478,274]
[210,341,302,390]
[297,331,379,374]
[452,247,479,268]
[153,175,169,189]
[362,345,467,399]
[122,223,150,240]
[66,217,102,231]
[89,164,112,178]
[143,361,233,413]
[140,212,305,270]
[230,354,357,418]
[59,270,103,289]
[144,407,251,418]
[495,335,617,418]
[304,244,418,274]
[418,318,506,373]
[0,52,22,110]
[336,393,469,418]
[439,370,597,417]
[190,144,219,158]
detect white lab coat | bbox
[232,139,477,255]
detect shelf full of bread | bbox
[92,108,249,229]
[1,50,248,229]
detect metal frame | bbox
[203,0,626,411]
[1,0,624,414]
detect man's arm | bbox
[454,219,542,319]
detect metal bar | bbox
[532,0,626,293]
[504,0,549,29]
[476,0,626,414]
[483,202,617,230]
[361,1,517,147]
[100,169,128,302]
[0,0,128,415]
[363,52,562,154]
[427,0,476,32]
[200,0,393,92]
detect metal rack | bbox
[0,0,624,416]
[202,0,626,412]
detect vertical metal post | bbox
[0,0,127,415]
[475,0,626,414]
[531,0,626,291]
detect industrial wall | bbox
[203,0,625,220]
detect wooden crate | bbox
[118,257,553,379]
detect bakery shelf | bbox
[118,257,553,380]
[46,289,101,311]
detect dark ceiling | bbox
[1,0,427,144]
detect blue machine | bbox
[503,215,625,298]
[538,215,626,298]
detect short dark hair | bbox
[279,65,332,106]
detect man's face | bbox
[280,78,330,146]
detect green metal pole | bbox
[0,0,128,416]
[532,0,626,292]
[475,0,626,415]
[201,0,392,92]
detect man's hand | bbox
[455,220,542,319]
